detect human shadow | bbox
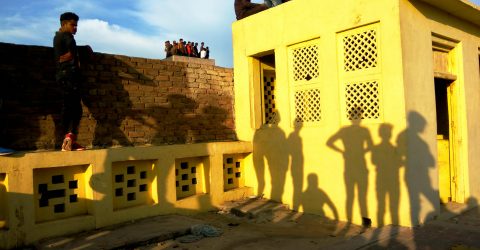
[301,174,339,220]
[396,111,438,226]
[366,123,406,249]
[326,107,373,226]
[287,121,304,211]
[252,112,289,202]
[371,123,401,227]
[128,94,235,145]
[141,94,197,144]
[81,53,149,148]
[295,174,341,240]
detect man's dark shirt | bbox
[53,31,79,73]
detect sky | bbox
[0,0,238,68]
[0,0,479,68]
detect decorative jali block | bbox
[33,165,89,222]
[175,157,205,200]
[112,160,155,210]
[223,155,245,191]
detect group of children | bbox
[164,40,210,59]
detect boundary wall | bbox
[0,142,253,249]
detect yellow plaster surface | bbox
[233,0,480,227]
[0,142,252,249]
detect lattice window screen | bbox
[263,71,276,124]
[338,24,382,123]
[343,29,378,72]
[289,39,322,126]
[294,89,321,123]
[345,81,380,120]
[292,45,319,82]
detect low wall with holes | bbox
[0,142,252,249]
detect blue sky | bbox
[0,0,479,68]
[0,0,236,67]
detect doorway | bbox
[434,77,455,203]
[432,34,463,204]
[251,52,277,128]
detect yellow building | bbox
[233,0,480,227]
[2,1,480,248]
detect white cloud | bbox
[0,28,37,42]
[0,0,236,67]
[73,0,236,66]
[76,19,167,59]
[0,15,57,45]
[134,0,233,33]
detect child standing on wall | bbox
[53,12,89,151]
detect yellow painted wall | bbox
[399,0,480,221]
[233,0,480,227]
[233,0,408,227]
[0,142,252,249]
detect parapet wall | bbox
[0,141,253,249]
[0,42,236,150]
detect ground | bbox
[37,198,480,250]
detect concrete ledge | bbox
[163,55,215,66]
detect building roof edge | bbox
[417,0,480,27]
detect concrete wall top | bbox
[163,55,216,66]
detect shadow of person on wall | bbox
[287,120,304,211]
[371,123,401,227]
[301,174,339,220]
[367,123,406,249]
[200,105,237,142]
[252,111,289,202]
[298,173,341,238]
[132,94,198,145]
[326,107,373,227]
[129,93,236,145]
[81,53,137,148]
[396,111,438,226]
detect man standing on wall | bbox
[53,12,88,151]
[234,0,268,20]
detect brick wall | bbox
[0,42,236,150]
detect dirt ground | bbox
[136,199,366,250]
